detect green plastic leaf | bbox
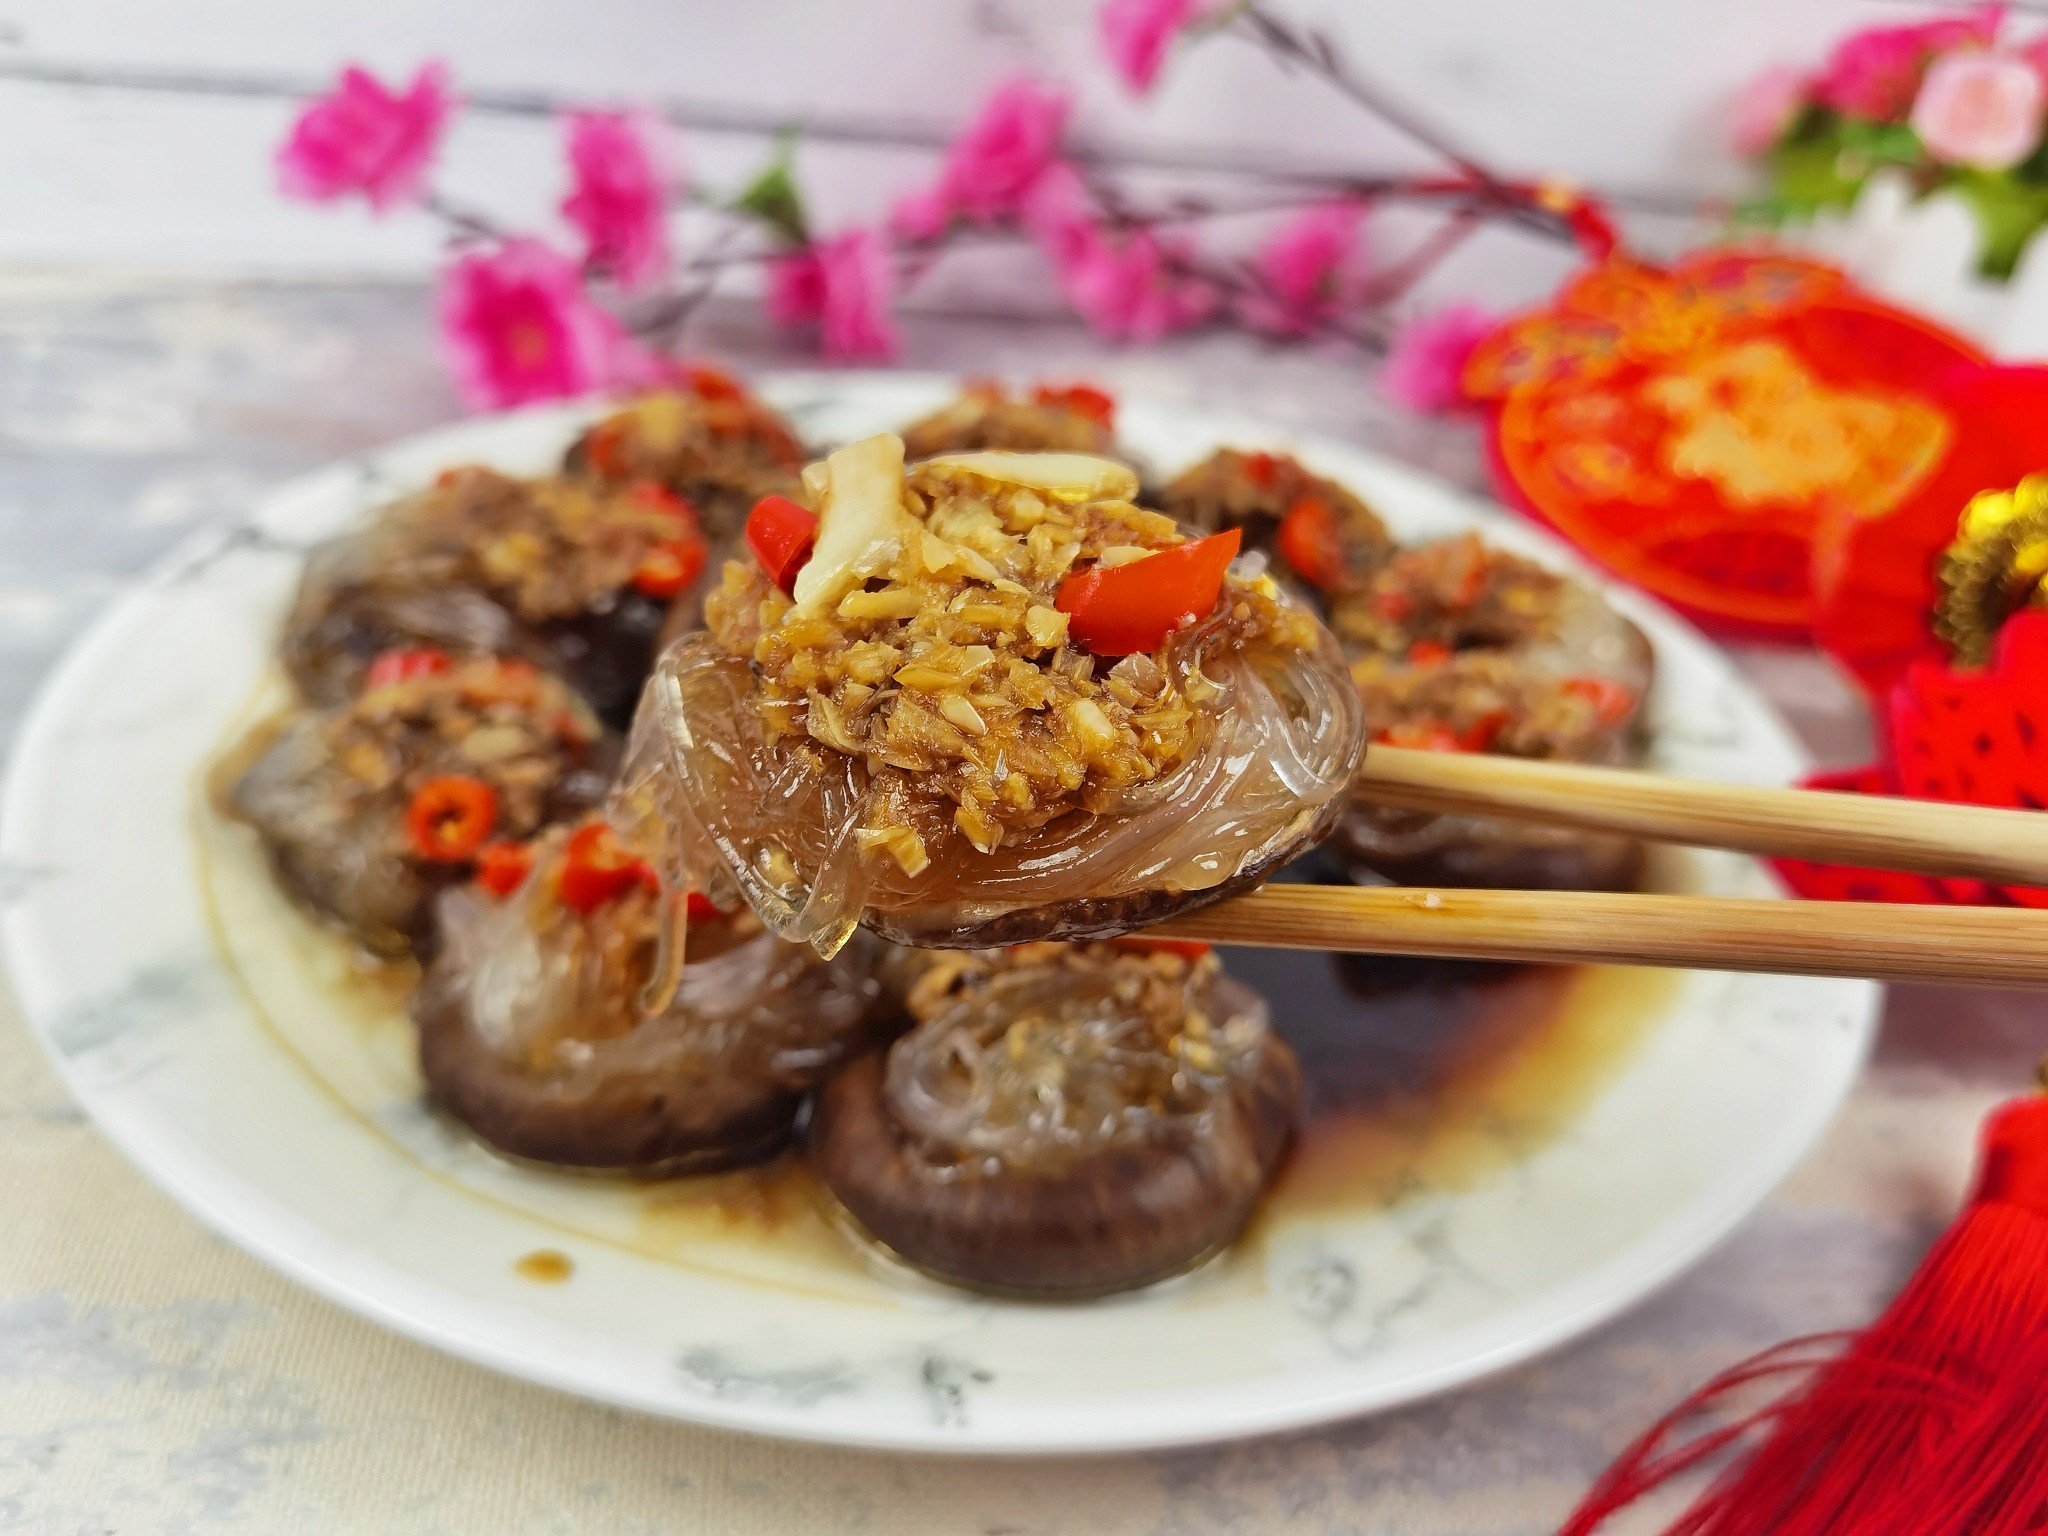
[1765,134,1868,219]
[1948,170,2048,279]
[1836,117,1924,166]
[732,136,810,247]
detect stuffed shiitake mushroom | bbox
[225,653,615,957]
[641,434,1366,951]
[281,466,712,726]
[415,816,884,1172]
[1336,533,1655,891]
[811,940,1299,1296]
[899,382,1123,461]
[563,372,806,538]
[1159,448,1395,615]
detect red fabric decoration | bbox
[1811,363,2048,696]
[1768,766,1992,906]
[1768,611,2048,909]
[1464,251,1984,637]
[1558,1094,2048,1535]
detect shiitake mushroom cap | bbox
[808,979,1300,1297]
[224,682,615,959]
[281,559,670,730]
[1328,549,1657,895]
[415,969,800,1172]
[414,892,885,1174]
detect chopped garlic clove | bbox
[921,450,1140,504]
[792,433,915,615]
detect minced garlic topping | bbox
[704,438,1317,870]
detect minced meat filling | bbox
[703,452,1318,870]
[337,659,604,836]
[1161,448,1393,605]
[571,386,804,531]
[1345,535,1640,760]
[1343,534,1568,654]
[1350,650,1627,759]
[897,939,1212,1029]
[882,940,1265,1158]
[900,386,1118,460]
[385,468,699,624]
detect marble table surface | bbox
[0,269,2037,1536]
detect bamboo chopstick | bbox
[1146,883,2048,988]
[1355,745,2048,887]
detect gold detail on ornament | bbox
[1935,473,2048,666]
[1641,339,1950,514]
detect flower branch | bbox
[274,0,1642,408]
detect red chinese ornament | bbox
[1811,363,2048,695]
[1463,250,1985,637]
[1560,1092,2048,1536]
[1772,468,2048,909]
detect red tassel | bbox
[1559,1095,2048,1535]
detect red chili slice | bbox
[1031,383,1116,428]
[1562,675,1638,726]
[406,775,499,862]
[686,364,744,402]
[1054,528,1243,657]
[584,418,630,478]
[1241,451,1283,489]
[632,537,708,599]
[557,822,659,914]
[685,890,729,924]
[364,647,452,691]
[474,840,536,897]
[1459,708,1510,752]
[631,481,701,531]
[746,494,820,595]
[1277,495,1347,590]
[1406,640,1452,666]
[1111,936,1212,961]
[1376,722,1465,753]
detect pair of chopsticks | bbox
[1147,745,2048,989]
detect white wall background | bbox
[0,0,1959,314]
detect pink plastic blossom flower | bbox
[890,76,1070,239]
[766,230,899,362]
[1100,0,1198,95]
[1911,50,2046,169]
[1731,65,1810,157]
[1381,304,1496,415]
[561,111,677,292]
[1815,9,2002,122]
[1240,201,1366,337]
[437,238,654,410]
[1022,163,1101,268]
[277,61,454,212]
[1056,226,1218,342]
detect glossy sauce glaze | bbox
[622,945,1672,1276]
[199,726,1672,1295]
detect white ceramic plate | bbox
[0,374,1878,1454]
